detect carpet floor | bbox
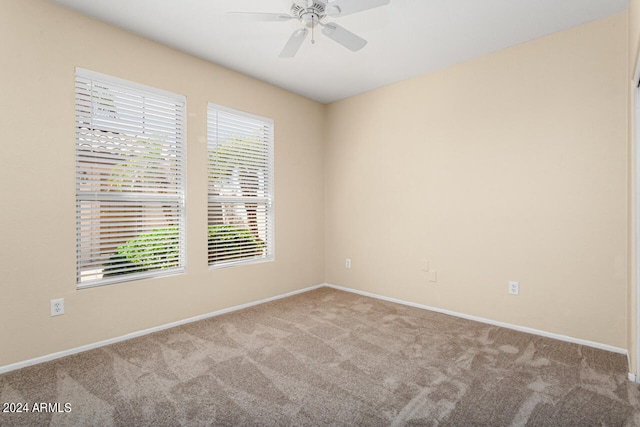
[1,287,639,426]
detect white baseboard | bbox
[1,282,634,381]
[323,283,629,357]
[629,372,638,382]
[0,284,324,375]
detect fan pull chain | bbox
[311,15,316,44]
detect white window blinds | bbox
[207,104,274,267]
[75,68,186,288]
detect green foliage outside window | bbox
[104,225,263,277]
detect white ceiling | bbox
[50,0,628,104]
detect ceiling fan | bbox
[230,0,390,58]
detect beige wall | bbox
[0,0,325,367]
[0,0,635,370]
[325,13,629,348]
[629,0,640,375]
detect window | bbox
[75,68,186,288]
[207,104,274,267]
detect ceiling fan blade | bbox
[279,28,309,58]
[321,23,367,52]
[227,12,293,22]
[326,0,390,17]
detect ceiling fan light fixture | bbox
[230,0,390,57]
[301,12,321,28]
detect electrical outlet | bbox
[345,258,351,269]
[50,298,64,316]
[508,281,519,296]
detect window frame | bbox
[207,103,274,269]
[75,68,187,289]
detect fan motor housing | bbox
[291,1,327,24]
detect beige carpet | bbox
[1,287,639,426]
